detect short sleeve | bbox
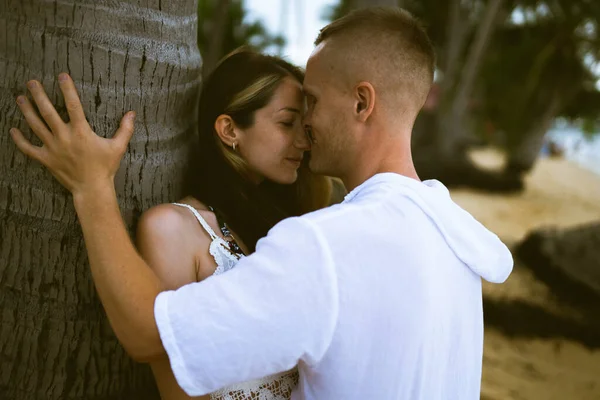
[153,217,339,396]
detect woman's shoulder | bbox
[138,198,222,240]
[136,200,222,286]
[173,197,222,231]
[137,203,189,233]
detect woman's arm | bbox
[136,204,211,400]
[136,204,201,290]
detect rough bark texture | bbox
[0,1,201,399]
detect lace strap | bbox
[172,203,219,240]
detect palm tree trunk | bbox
[444,0,505,154]
[0,1,201,399]
[506,89,562,174]
[440,0,470,95]
[432,0,474,163]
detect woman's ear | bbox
[214,114,238,148]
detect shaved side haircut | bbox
[315,7,435,118]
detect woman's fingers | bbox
[57,73,87,126]
[15,96,54,146]
[9,128,48,165]
[26,80,65,133]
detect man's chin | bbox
[307,159,322,174]
[309,163,340,180]
[308,155,336,176]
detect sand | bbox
[451,148,600,244]
[448,148,600,400]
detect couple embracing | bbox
[10,7,512,400]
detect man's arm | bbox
[74,186,166,361]
[10,74,165,361]
[153,216,339,396]
[9,75,339,395]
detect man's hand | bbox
[9,74,164,360]
[10,73,135,197]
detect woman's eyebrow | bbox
[277,107,301,113]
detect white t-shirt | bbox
[154,173,513,399]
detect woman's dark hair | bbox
[184,48,331,252]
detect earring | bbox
[232,142,237,151]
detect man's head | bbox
[303,7,435,181]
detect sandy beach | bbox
[449,148,600,400]
[451,148,600,244]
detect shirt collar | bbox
[342,172,421,203]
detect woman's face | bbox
[236,76,310,184]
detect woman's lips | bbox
[285,157,303,167]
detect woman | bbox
[135,49,332,399]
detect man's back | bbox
[294,173,512,399]
[154,173,512,400]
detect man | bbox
[10,7,512,400]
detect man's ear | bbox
[214,114,238,148]
[354,82,375,122]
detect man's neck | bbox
[341,138,419,192]
[342,164,419,192]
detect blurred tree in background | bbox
[481,0,600,173]
[198,0,285,76]
[326,0,600,190]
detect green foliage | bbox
[480,20,599,144]
[327,0,600,140]
[322,0,353,22]
[197,0,285,59]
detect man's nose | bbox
[303,126,315,145]
[294,126,311,150]
[301,111,311,131]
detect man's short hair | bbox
[315,7,435,116]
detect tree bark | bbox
[0,1,201,399]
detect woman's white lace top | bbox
[172,203,298,400]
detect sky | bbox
[244,0,338,67]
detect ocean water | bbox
[545,127,600,175]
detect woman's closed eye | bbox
[280,119,297,128]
